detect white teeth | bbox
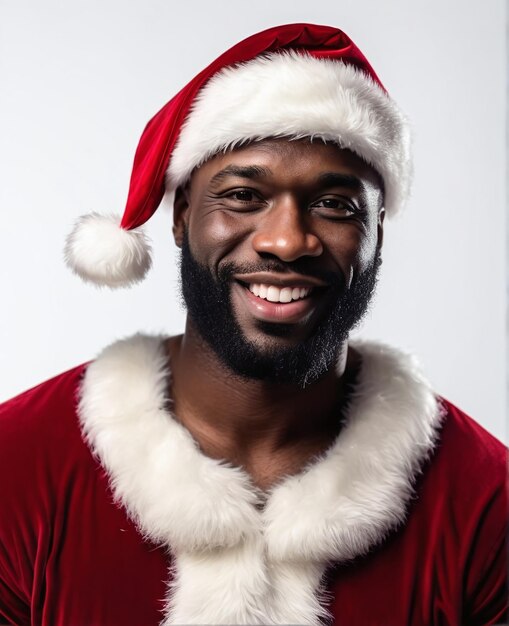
[279,287,293,303]
[267,286,280,302]
[248,283,312,303]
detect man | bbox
[0,23,507,626]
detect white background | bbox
[0,0,506,442]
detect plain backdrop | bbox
[0,0,506,442]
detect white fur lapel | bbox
[78,334,443,625]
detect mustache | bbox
[217,259,345,288]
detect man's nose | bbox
[251,198,323,262]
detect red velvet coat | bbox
[0,335,507,626]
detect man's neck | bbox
[166,323,360,489]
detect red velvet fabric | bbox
[0,365,507,625]
[119,23,384,231]
[327,402,509,625]
[0,366,167,625]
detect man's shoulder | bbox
[420,397,508,522]
[0,334,169,446]
[0,363,90,470]
[0,363,88,429]
[436,397,507,474]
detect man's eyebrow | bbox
[316,172,364,191]
[209,165,272,186]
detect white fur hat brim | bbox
[168,51,412,216]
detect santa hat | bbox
[65,23,412,288]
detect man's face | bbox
[174,139,384,386]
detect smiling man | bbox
[0,23,507,626]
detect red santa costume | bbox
[0,23,507,626]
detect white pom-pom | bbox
[64,213,152,288]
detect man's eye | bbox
[311,197,356,215]
[228,190,256,202]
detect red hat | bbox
[65,23,411,288]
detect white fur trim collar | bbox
[78,334,442,625]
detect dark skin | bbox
[167,139,384,490]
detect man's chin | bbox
[212,337,338,387]
[198,311,349,387]
[236,314,318,343]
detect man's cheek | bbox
[228,282,252,327]
[190,212,250,258]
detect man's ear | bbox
[173,185,190,248]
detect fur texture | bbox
[167,52,412,216]
[78,334,442,625]
[64,213,152,288]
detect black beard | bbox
[180,231,381,387]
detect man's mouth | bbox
[246,283,313,303]
[231,274,328,325]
